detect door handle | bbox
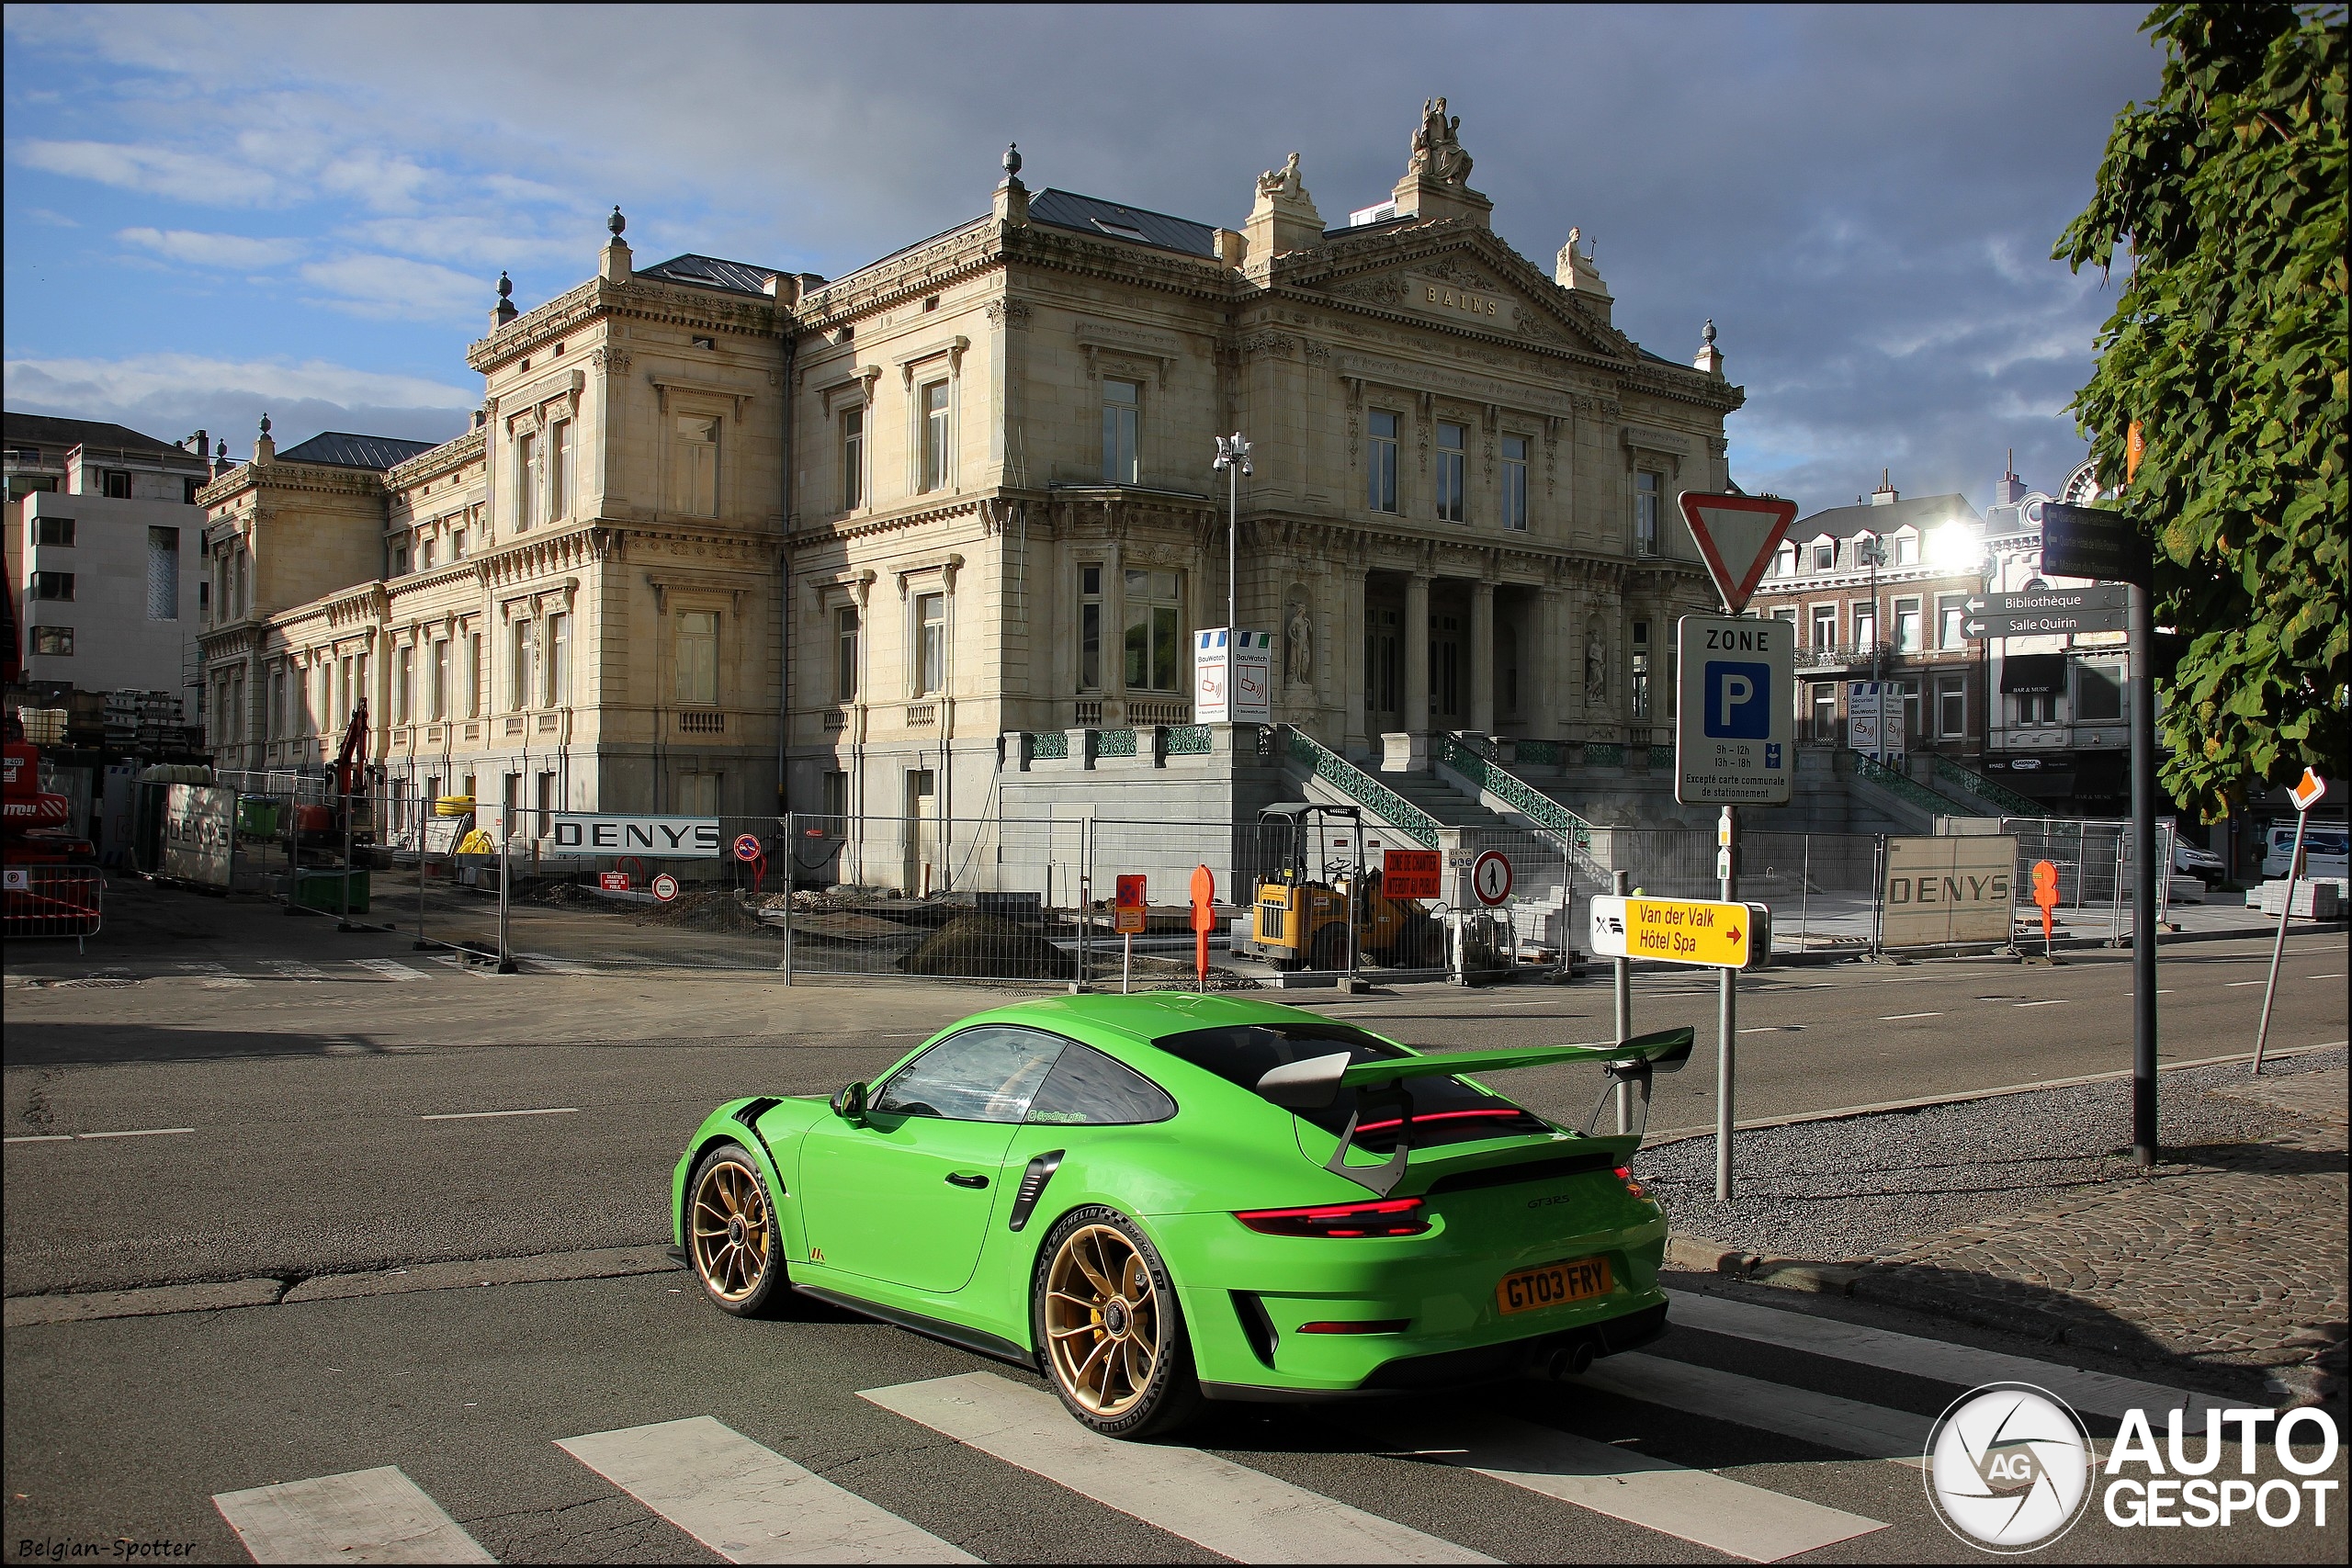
[944,1172,989,1189]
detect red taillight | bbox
[1235,1197,1430,1237]
[1350,1108,1532,1134]
[1614,1165,1647,1200]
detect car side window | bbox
[1026,1043,1177,1126]
[871,1026,1066,1122]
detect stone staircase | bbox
[1373,766,1517,834]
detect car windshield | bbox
[1153,1022,1550,1152]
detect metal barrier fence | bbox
[119,782,2177,979]
[3,863,106,948]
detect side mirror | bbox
[830,1081,867,1121]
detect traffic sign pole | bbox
[2254,770,2327,1075]
[1612,869,1633,1135]
[1670,491,1796,1202]
[2129,581,2158,1164]
[1717,804,1737,1201]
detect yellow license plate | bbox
[1496,1256,1612,1315]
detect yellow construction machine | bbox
[1243,802,1443,971]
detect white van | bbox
[2263,823,2350,879]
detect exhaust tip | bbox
[1566,1340,1598,1377]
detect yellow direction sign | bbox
[1588,894,1770,970]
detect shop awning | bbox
[2001,654,2066,694]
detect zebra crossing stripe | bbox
[175,961,254,989]
[1442,1417,1885,1562]
[352,958,429,981]
[558,1416,974,1564]
[1569,1350,1930,1465]
[262,959,331,980]
[212,1465,494,1564]
[1664,1289,2245,1419]
[861,1371,1491,1564]
[519,953,597,975]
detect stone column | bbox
[1403,570,1430,739]
[1102,536,1125,718]
[1538,585,1568,739]
[1469,580,1495,735]
[1342,566,1368,756]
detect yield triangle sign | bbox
[1679,491,1800,614]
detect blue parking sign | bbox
[1676,615,1795,805]
[1703,661,1771,739]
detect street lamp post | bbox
[1857,535,1887,687]
[1211,434,1251,637]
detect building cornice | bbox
[386,427,486,489]
[788,494,989,548]
[198,459,390,513]
[467,276,788,373]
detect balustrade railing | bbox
[1435,734,1607,883]
[1279,726,1439,847]
[1850,749,1952,817]
[1932,754,2047,818]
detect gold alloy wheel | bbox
[690,1157,771,1302]
[1043,1224,1161,1416]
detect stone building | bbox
[197,224,802,823]
[199,102,1746,881]
[1749,473,1990,759]
[789,103,1740,874]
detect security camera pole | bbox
[1676,491,1799,1201]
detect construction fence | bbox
[119,784,2182,985]
[3,863,106,949]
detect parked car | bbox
[2263,824,2350,880]
[2172,838,2227,885]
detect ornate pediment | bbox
[1295,235,1629,361]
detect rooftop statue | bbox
[1409,97,1473,186]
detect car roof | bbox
[953,991,1386,1050]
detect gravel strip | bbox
[1638,1045,2347,1264]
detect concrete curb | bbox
[1667,1231,2341,1406]
[4,1278,284,1327]
[4,1244,684,1326]
[1640,1039,2346,1149]
[280,1244,681,1303]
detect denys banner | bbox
[1881,834,2018,946]
[162,784,234,887]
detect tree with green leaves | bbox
[2054,3,2346,819]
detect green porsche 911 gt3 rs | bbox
[671,992,1686,1439]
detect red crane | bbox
[293,700,370,847]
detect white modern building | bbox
[6,412,211,716]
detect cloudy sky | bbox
[4,4,2157,515]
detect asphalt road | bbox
[5,894,2345,1564]
[7,1266,2345,1564]
[3,911,2342,1297]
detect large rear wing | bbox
[1258,1028,1694,1196]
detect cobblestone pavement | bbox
[1647,1051,2348,1406]
[1869,1066,2346,1400]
